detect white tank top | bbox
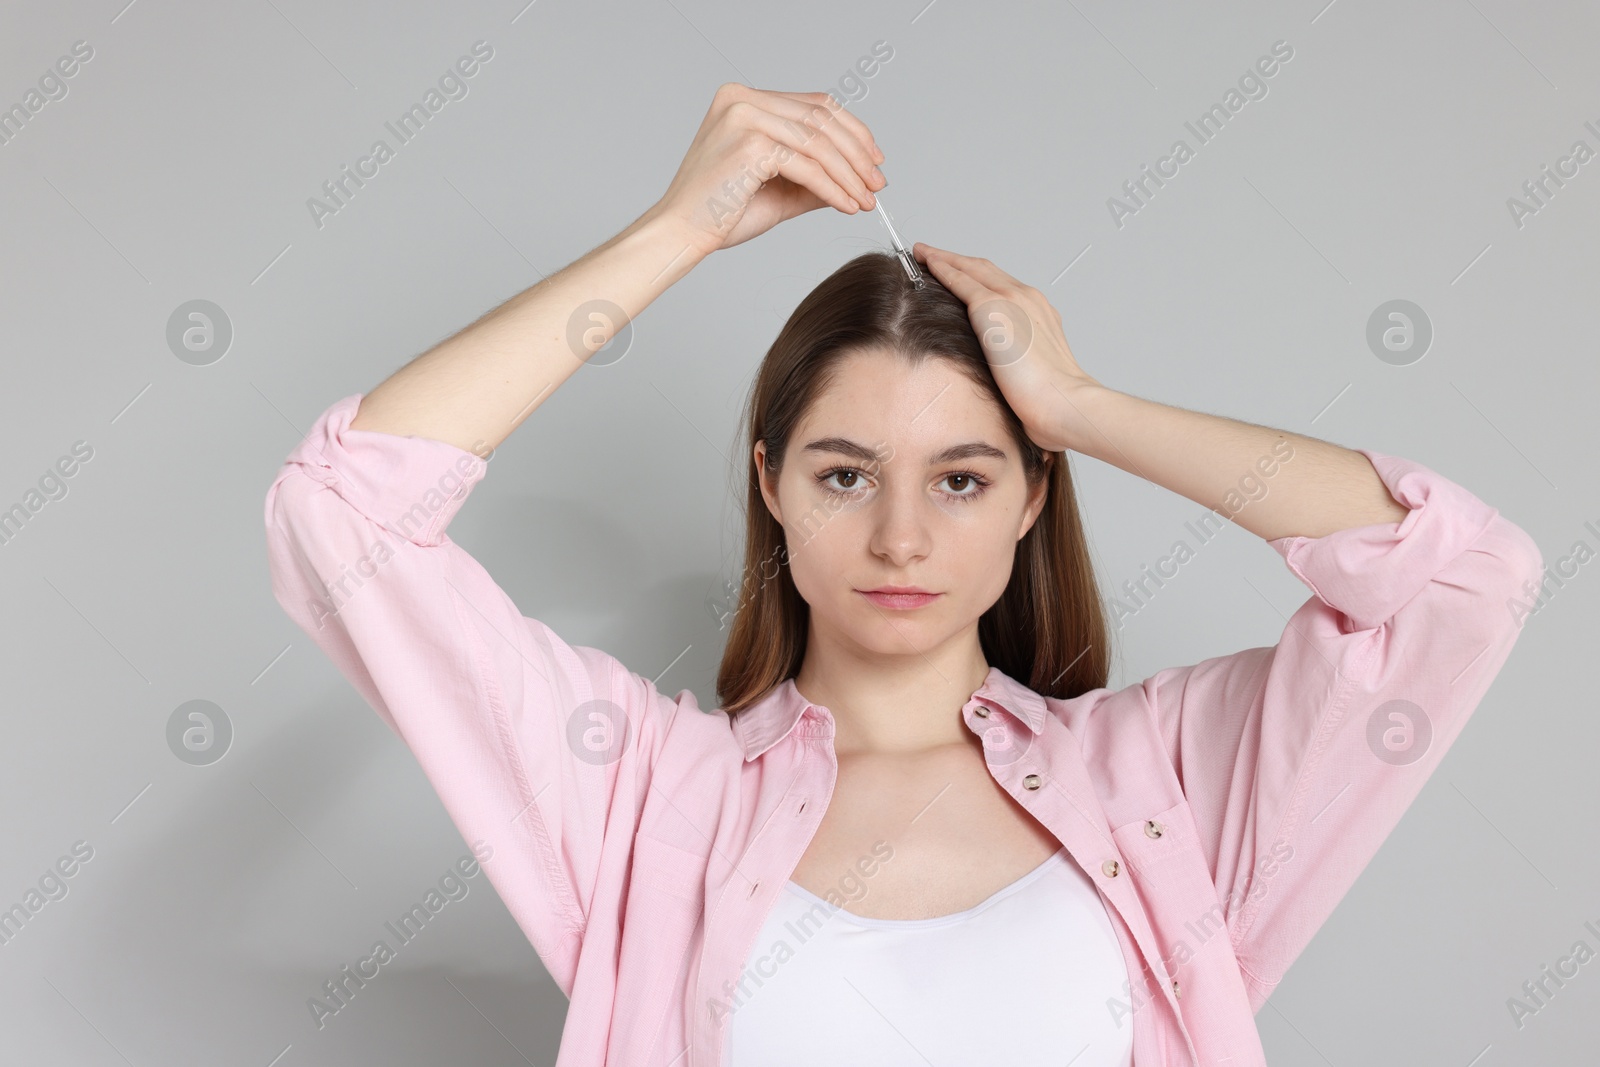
[726,847,1134,1065]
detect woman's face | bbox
[755,348,1050,660]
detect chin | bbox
[852,613,950,650]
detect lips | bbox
[858,587,941,610]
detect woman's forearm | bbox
[1061,385,1409,542]
[349,206,709,456]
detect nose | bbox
[867,483,934,566]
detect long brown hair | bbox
[714,251,1109,715]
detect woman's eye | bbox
[822,469,863,492]
[941,473,991,499]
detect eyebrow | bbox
[799,436,1009,465]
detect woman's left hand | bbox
[912,242,1103,454]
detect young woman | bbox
[264,84,1542,1066]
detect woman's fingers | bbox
[916,250,987,304]
[916,245,1045,322]
[736,96,882,211]
[657,82,887,253]
[728,121,857,215]
[788,90,883,157]
[765,139,860,214]
[771,89,885,167]
[716,85,883,208]
[916,244,1056,316]
[914,244,1021,290]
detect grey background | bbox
[1,0,1595,1063]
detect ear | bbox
[1019,453,1052,539]
[754,440,783,525]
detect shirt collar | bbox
[729,663,1050,762]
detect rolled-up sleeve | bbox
[1136,448,1544,1010]
[262,393,683,995]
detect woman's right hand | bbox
[645,83,887,258]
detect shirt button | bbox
[1022,773,1042,790]
[974,706,990,718]
[1101,859,1120,878]
[1172,977,1181,999]
[1145,820,1164,839]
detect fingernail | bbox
[872,165,885,183]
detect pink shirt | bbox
[264,392,1543,1066]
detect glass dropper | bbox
[873,195,925,290]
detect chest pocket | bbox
[630,830,710,901]
[1109,799,1233,980]
[615,832,709,1064]
[1110,799,1197,880]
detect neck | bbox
[793,629,989,757]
